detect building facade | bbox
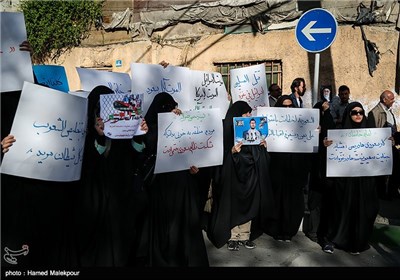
[2,0,400,119]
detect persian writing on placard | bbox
[257,107,319,153]
[1,82,88,182]
[326,127,392,177]
[230,64,269,111]
[33,65,69,93]
[154,108,223,174]
[190,70,230,115]
[131,63,192,115]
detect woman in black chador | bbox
[207,101,275,251]
[76,85,149,266]
[324,101,379,255]
[304,99,336,246]
[264,95,311,242]
[144,92,209,267]
[1,92,79,268]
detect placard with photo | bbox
[233,116,268,145]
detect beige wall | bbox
[56,24,399,122]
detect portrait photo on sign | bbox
[233,116,268,145]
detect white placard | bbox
[326,128,393,177]
[0,12,34,92]
[190,70,230,115]
[0,82,88,181]
[154,108,223,174]
[76,67,131,93]
[131,63,192,115]
[68,90,90,99]
[257,107,320,153]
[230,64,269,111]
[100,93,145,139]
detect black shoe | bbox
[323,243,334,254]
[227,240,239,251]
[243,240,256,249]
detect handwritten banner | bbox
[233,116,268,145]
[33,65,69,92]
[131,63,192,115]
[230,64,269,112]
[76,67,131,93]
[0,12,34,92]
[257,107,319,152]
[100,93,145,139]
[154,108,223,174]
[0,82,88,181]
[326,128,393,177]
[190,70,230,115]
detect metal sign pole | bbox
[313,52,320,106]
[295,8,338,106]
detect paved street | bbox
[204,198,400,267]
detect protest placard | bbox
[326,127,393,177]
[0,12,34,92]
[233,116,268,145]
[1,82,87,181]
[154,108,223,173]
[257,106,319,152]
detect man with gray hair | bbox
[367,90,399,200]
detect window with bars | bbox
[214,60,282,94]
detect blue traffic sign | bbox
[295,8,338,53]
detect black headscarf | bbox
[144,92,178,155]
[341,101,367,129]
[87,85,114,136]
[223,101,252,155]
[274,95,293,107]
[144,92,178,127]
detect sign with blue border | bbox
[295,8,338,53]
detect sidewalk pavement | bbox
[204,197,400,267]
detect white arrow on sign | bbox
[301,21,332,41]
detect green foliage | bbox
[19,0,104,63]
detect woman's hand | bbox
[189,165,199,175]
[232,142,243,154]
[172,108,182,115]
[95,117,105,136]
[323,137,333,147]
[260,139,267,148]
[1,134,16,154]
[140,119,148,133]
[19,40,33,56]
[322,101,329,112]
[159,60,170,68]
